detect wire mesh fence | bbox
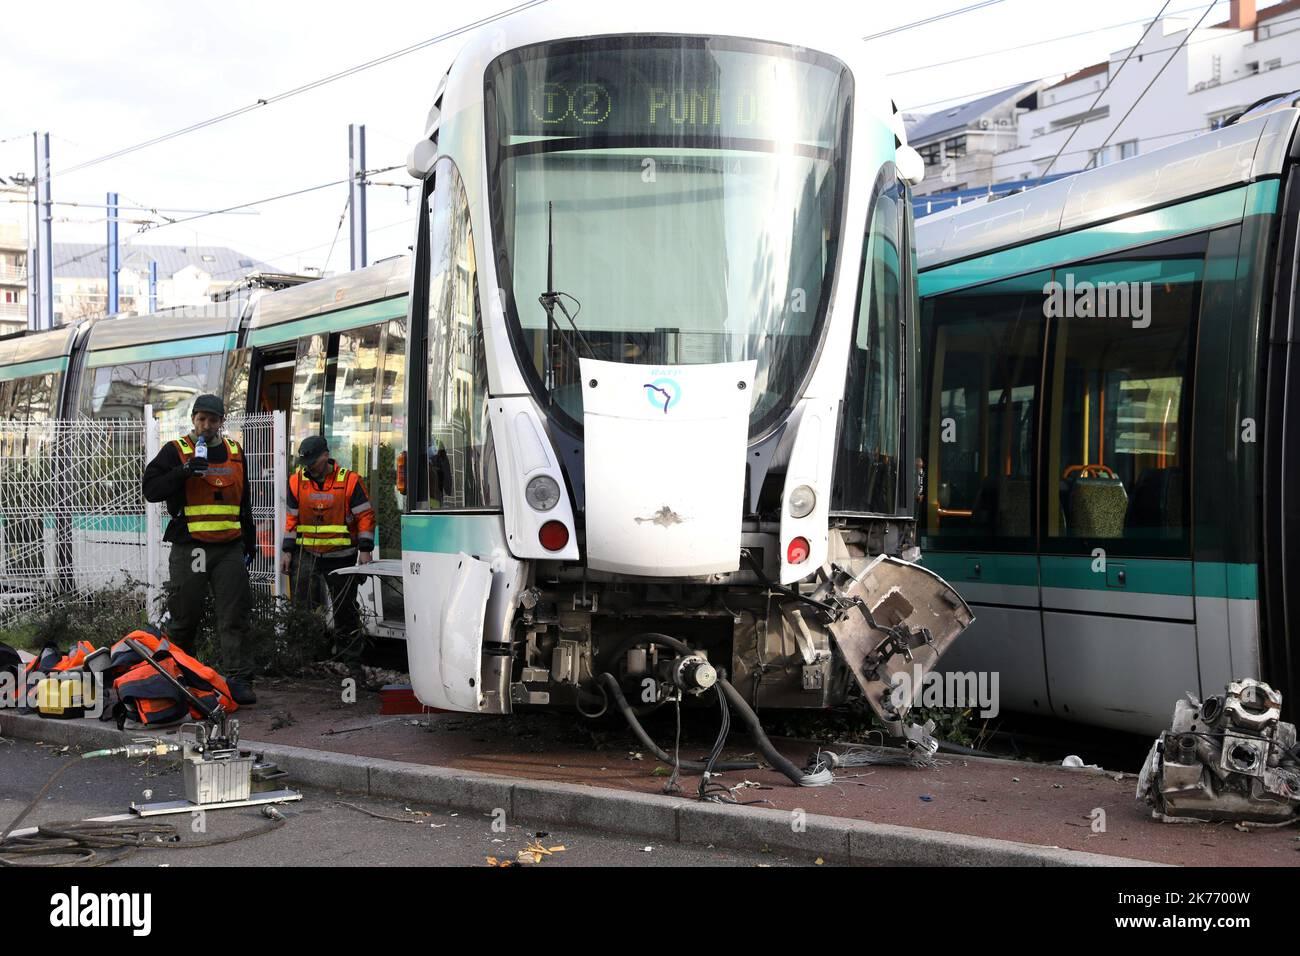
[0,411,286,630]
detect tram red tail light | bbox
[396,451,407,495]
[539,521,569,552]
[787,536,810,565]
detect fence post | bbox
[143,406,163,621]
[272,411,287,598]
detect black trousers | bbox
[288,549,362,642]
[166,540,254,681]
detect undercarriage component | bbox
[669,655,718,693]
[1136,679,1300,823]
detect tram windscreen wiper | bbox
[538,201,595,367]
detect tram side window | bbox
[0,374,55,421]
[0,378,21,419]
[1044,242,1204,552]
[291,334,328,452]
[328,326,382,483]
[84,363,149,420]
[27,373,55,420]
[919,272,1049,550]
[147,356,212,439]
[833,171,904,515]
[425,159,497,510]
[375,318,407,557]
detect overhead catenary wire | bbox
[1084,0,1222,170]
[51,0,550,181]
[48,163,400,272]
[1040,0,1174,178]
[322,194,351,276]
[898,6,1296,114]
[886,1,1227,75]
[863,0,1009,41]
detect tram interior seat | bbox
[1066,472,1128,538]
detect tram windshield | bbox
[486,37,851,434]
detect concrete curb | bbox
[0,712,1161,867]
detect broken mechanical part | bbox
[820,555,973,729]
[1137,678,1300,823]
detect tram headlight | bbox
[788,484,816,519]
[525,475,561,512]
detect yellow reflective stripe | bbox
[300,525,349,533]
[187,521,241,532]
[183,505,241,516]
[176,437,193,453]
[305,538,353,547]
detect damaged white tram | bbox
[356,6,974,744]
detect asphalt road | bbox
[0,739,832,867]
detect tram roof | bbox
[917,108,1300,272]
[0,323,81,369]
[247,256,410,334]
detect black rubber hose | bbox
[717,677,813,787]
[597,672,760,773]
[576,632,693,719]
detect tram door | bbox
[919,272,1051,719]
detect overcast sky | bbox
[0,0,1237,276]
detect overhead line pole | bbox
[33,132,54,331]
[348,123,367,271]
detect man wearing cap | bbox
[279,435,376,657]
[142,394,258,705]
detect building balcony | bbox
[0,265,27,284]
[0,302,28,319]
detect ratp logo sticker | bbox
[643,378,682,414]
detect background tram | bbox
[0,260,414,630]
[917,97,1300,733]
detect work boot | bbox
[228,679,258,706]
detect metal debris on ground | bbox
[334,801,426,824]
[820,736,946,770]
[1061,755,1101,769]
[1137,678,1300,824]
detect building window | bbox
[1264,58,1282,71]
[1095,140,1138,167]
[1050,106,1110,131]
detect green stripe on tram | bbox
[0,357,68,382]
[85,333,236,368]
[919,550,1259,601]
[248,297,408,348]
[919,185,1258,295]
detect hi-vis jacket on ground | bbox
[283,462,375,557]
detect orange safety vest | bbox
[172,435,245,544]
[109,628,238,725]
[287,464,372,553]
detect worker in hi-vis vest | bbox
[142,393,258,705]
[279,435,376,659]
